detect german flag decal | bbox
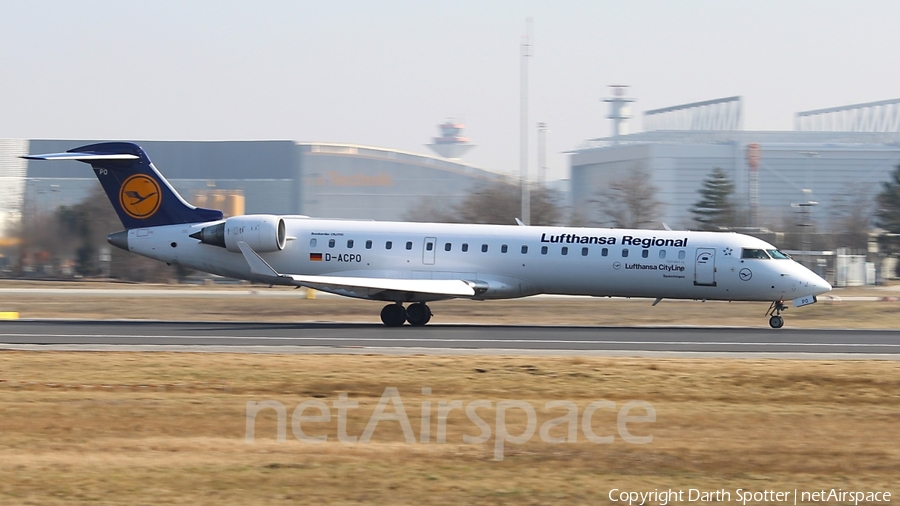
[310,253,323,262]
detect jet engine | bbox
[190,215,286,253]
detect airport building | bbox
[0,127,502,232]
[570,93,900,232]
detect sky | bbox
[2,1,899,180]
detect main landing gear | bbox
[380,302,432,327]
[766,300,786,329]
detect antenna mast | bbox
[520,18,533,225]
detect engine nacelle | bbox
[191,215,286,253]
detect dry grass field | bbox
[0,352,898,505]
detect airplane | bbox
[24,142,832,329]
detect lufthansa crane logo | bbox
[119,174,161,219]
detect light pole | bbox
[519,18,533,226]
[537,122,547,188]
[792,189,818,269]
[799,151,819,192]
[796,151,820,269]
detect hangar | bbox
[570,94,900,230]
[0,137,504,232]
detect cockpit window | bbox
[741,248,770,259]
[766,249,791,260]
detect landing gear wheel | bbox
[380,304,407,327]
[765,300,787,329]
[769,315,784,329]
[406,303,432,326]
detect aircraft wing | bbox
[237,242,476,297]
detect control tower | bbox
[604,85,634,143]
[427,121,475,159]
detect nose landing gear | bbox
[380,302,432,327]
[766,300,786,329]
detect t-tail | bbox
[23,142,223,229]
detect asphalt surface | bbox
[0,320,898,358]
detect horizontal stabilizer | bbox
[237,241,475,297]
[22,152,139,161]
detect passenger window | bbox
[386,241,392,250]
[310,238,317,247]
[347,240,354,248]
[425,242,433,251]
[601,248,608,257]
[365,240,372,249]
[659,250,666,259]
[481,244,488,253]
[445,243,451,252]
[406,241,413,250]
[741,248,770,259]
[541,246,548,255]
[622,248,629,258]
[328,239,335,248]
[521,245,528,254]
[678,250,685,259]
[462,243,469,252]
[642,249,649,258]
[581,247,588,256]
[561,247,568,256]
[501,244,508,253]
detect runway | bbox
[0,320,898,358]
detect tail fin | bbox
[23,142,223,229]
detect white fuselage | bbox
[123,217,831,304]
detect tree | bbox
[690,167,736,230]
[404,178,564,226]
[590,165,662,229]
[17,185,182,281]
[875,164,900,267]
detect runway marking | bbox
[0,333,898,348]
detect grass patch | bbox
[0,352,898,504]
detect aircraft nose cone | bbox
[802,270,831,295]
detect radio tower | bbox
[520,18,533,225]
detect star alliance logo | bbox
[723,247,733,256]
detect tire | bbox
[406,303,432,326]
[769,315,784,329]
[380,304,407,327]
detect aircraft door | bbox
[423,237,436,265]
[694,248,717,286]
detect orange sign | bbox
[119,174,162,219]
[746,143,760,169]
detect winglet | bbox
[237,241,284,278]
